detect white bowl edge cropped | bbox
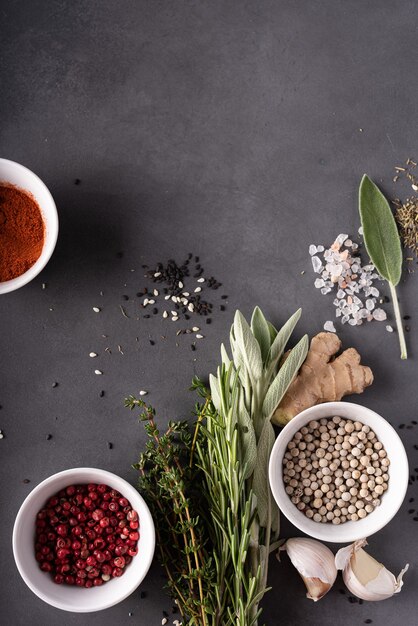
[0,158,58,294]
[12,468,155,612]
[269,402,409,543]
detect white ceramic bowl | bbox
[269,402,408,543]
[0,158,58,294]
[12,468,155,612]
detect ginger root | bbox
[272,332,373,426]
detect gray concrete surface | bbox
[1,1,417,624]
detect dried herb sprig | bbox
[126,396,216,625]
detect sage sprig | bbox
[200,307,308,624]
[359,174,407,359]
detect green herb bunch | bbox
[127,307,308,626]
[195,307,308,625]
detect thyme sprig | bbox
[126,396,216,625]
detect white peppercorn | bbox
[282,416,389,525]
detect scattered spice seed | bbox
[52,382,58,388]
[46,434,52,441]
[191,344,196,351]
[120,305,129,318]
[74,178,81,185]
[107,442,113,449]
[394,196,418,255]
[0,430,4,440]
[122,295,129,301]
[22,478,30,484]
[99,390,105,398]
[149,340,155,346]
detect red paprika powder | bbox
[0,184,45,282]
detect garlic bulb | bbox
[280,538,337,601]
[335,538,409,601]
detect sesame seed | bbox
[188,303,194,312]
[93,307,101,313]
[154,272,161,277]
[192,326,200,332]
[182,292,190,296]
[89,352,98,358]
[94,370,103,375]
[153,289,159,296]
[178,281,183,288]
[197,277,205,283]
[139,390,148,396]
[194,287,202,293]
[196,334,204,339]
[162,311,168,318]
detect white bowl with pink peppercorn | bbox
[269,402,409,543]
[12,467,155,612]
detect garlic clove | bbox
[280,538,337,601]
[335,539,409,601]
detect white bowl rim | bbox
[269,401,409,543]
[0,157,59,294]
[12,467,155,612]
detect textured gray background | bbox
[1,1,417,625]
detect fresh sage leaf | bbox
[267,308,302,372]
[267,321,278,343]
[233,311,263,382]
[209,373,221,412]
[251,306,271,364]
[238,394,257,479]
[359,174,407,359]
[359,174,402,285]
[252,419,275,528]
[262,334,308,419]
[220,343,231,368]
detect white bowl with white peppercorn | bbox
[269,402,408,543]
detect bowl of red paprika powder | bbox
[0,158,58,294]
